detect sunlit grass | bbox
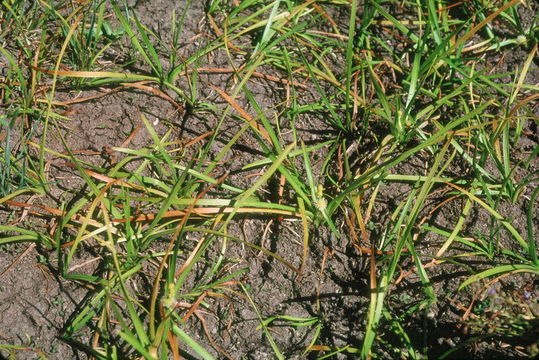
[1,0,538,358]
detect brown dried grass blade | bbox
[210,84,272,142]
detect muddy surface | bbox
[1,1,538,359]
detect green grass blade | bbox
[459,264,539,290]
[172,325,216,360]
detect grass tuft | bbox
[1,0,537,358]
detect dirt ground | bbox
[1,1,538,359]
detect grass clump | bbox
[1,0,538,359]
